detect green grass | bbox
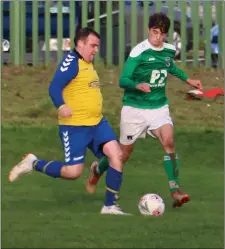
[1,65,224,248]
[2,126,224,248]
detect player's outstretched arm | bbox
[168,61,189,82]
[168,61,203,90]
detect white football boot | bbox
[8,153,37,182]
[100,205,131,216]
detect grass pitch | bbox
[1,65,224,248]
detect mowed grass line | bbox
[2,126,223,248]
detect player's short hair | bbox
[74,27,100,46]
[148,13,170,34]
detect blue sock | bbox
[105,166,122,206]
[33,160,64,178]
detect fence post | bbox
[119,0,125,69]
[10,1,14,63]
[1,0,3,65]
[155,1,162,12]
[69,0,75,51]
[220,2,224,68]
[217,1,224,69]
[57,0,63,65]
[14,0,20,66]
[20,0,26,65]
[192,0,200,67]
[179,1,187,67]
[106,0,112,66]
[82,1,87,27]
[45,0,50,66]
[143,0,148,40]
[131,0,137,49]
[168,1,174,44]
[94,1,100,62]
[203,1,212,68]
[32,0,38,66]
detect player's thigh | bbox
[120,106,147,145]
[159,124,174,146]
[59,125,91,165]
[151,124,174,146]
[88,118,118,159]
[147,105,173,140]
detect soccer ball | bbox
[138,193,165,216]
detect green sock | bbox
[96,156,109,175]
[163,153,180,193]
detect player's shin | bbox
[96,156,109,175]
[33,160,63,178]
[104,166,122,206]
[163,153,180,192]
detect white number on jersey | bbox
[150,69,168,84]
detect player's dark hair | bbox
[148,13,170,33]
[74,27,100,46]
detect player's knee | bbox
[163,137,174,150]
[103,140,122,161]
[107,148,123,171]
[61,164,83,179]
[108,149,123,165]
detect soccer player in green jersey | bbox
[86,13,203,208]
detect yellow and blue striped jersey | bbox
[49,50,103,126]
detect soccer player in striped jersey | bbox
[8,28,129,215]
[86,13,203,208]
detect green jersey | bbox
[119,39,188,109]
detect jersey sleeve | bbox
[49,54,79,109]
[168,60,189,82]
[119,54,142,90]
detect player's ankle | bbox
[170,188,180,194]
[95,166,101,175]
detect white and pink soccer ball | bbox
[138,193,165,216]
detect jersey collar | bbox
[73,49,84,59]
[147,39,165,51]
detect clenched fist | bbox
[58,105,72,118]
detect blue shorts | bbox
[59,118,117,165]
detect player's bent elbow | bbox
[119,78,125,88]
[48,83,54,99]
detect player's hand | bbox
[186,79,203,91]
[136,83,151,93]
[58,105,72,118]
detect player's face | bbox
[82,34,100,63]
[148,28,167,48]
